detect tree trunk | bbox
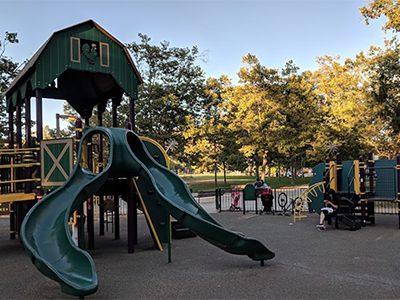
[223,162,227,185]
[247,159,253,176]
[255,163,260,180]
[261,151,268,180]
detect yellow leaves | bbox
[360,0,400,32]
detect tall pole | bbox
[129,97,135,130]
[8,108,14,149]
[24,97,32,196]
[8,108,15,240]
[16,106,22,148]
[36,89,43,143]
[128,97,138,246]
[127,180,135,253]
[112,97,120,240]
[35,89,43,200]
[56,114,61,138]
[75,118,85,249]
[98,104,105,236]
[85,116,94,250]
[25,97,32,148]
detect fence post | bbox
[215,188,219,210]
[255,192,258,214]
[218,189,222,213]
[243,189,246,215]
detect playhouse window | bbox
[100,42,109,67]
[70,37,81,63]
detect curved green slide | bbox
[21,127,274,297]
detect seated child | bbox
[317,189,338,230]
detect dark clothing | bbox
[261,194,273,212]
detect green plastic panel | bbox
[341,160,354,194]
[375,159,396,200]
[309,163,324,213]
[243,184,256,201]
[41,139,73,187]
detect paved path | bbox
[0,212,399,299]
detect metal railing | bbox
[0,147,41,194]
[215,187,308,215]
[374,200,398,214]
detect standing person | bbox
[255,178,273,214]
[317,189,338,230]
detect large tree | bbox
[359,0,400,156]
[0,32,20,147]
[309,55,386,160]
[125,34,206,161]
[223,55,322,177]
[184,76,247,182]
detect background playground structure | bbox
[296,154,400,229]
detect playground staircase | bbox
[334,196,362,231]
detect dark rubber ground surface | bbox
[0,212,399,299]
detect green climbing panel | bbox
[41,139,74,187]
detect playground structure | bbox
[298,154,400,229]
[215,153,400,229]
[0,20,274,297]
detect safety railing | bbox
[0,147,41,194]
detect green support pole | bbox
[98,105,105,236]
[76,118,85,249]
[168,215,172,263]
[127,180,135,253]
[112,98,120,241]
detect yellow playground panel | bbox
[293,181,325,222]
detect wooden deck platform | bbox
[0,193,36,204]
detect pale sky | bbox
[0,0,386,129]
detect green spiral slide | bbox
[21,127,274,297]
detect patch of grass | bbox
[180,174,310,192]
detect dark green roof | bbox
[5,20,143,116]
